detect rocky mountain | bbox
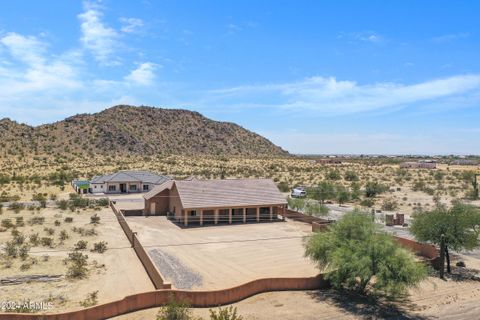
[0,105,288,157]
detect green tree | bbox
[410,202,480,277]
[304,200,329,217]
[287,197,305,212]
[309,182,336,204]
[305,212,427,298]
[365,182,388,198]
[336,187,350,205]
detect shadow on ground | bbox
[307,289,429,320]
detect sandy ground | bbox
[126,217,318,290]
[0,207,154,313]
[113,275,480,320]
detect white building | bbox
[89,171,170,194]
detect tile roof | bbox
[144,178,287,209]
[143,180,174,200]
[91,171,170,184]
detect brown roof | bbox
[176,178,286,209]
[144,178,287,209]
[143,180,174,200]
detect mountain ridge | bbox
[0,105,288,157]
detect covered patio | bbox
[144,178,288,227]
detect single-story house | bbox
[143,178,288,226]
[89,171,170,194]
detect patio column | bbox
[184,210,188,226]
[256,207,260,222]
[229,208,232,224]
[200,209,204,226]
[270,206,273,221]
[214,209,219,225]
[243,208,246,223]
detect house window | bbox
[94,186,97,189]
[129,184,137,191]
[143,184,149,191]
[108,185,116,191]
[190,210,197,216]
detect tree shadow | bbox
[306,289,429,320]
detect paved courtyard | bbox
[125,216,318,290]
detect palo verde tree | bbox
[308,181,336,204]
[410,202,480,277]
[305,211,427,298]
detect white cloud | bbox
[337,31,384,43]
[431,33,469,43]
[78,1,119,65]
[125,62,158,86]
[209,75,480,115]
[0,32,46,65]
[120,17,144,33]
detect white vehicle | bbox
[291,187,306,198]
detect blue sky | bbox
[0,1,479,154]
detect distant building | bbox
[451,159,478,166]
[86,171,170,194]
[143,178,287,226]
[399,160,437,169]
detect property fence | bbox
[110,202,170,289]
[0,275,328,320]
[286,208,441,269]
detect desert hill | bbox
[0,105,288,157]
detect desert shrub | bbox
[56,200,68,210]
[59,230,69,241]
[156,297,192,320]
[209,306,243,320]
[40,237,54,247]
[90,214,100,224]
[365,182,388,198]
[344,170,359,181]
[95,198,109,207]
[74,240,88,250]
[54,220,61,226]
[64,217,74,223]
[29,233,39,246]
[12,231,25,245]
[359,198,375,207]
[9,202,25,213]
[1,219,14,229]
[44,227,55,236]
[15,216,24,227]
[28,216,45,225]
[80,291,99,307]
[65,251,89,279]
[4,241,18,257]
[276,181,290,192]
[326,170,341,180]
[18,245,30,260]
[381,199,399,211]
[91,241,108,253]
